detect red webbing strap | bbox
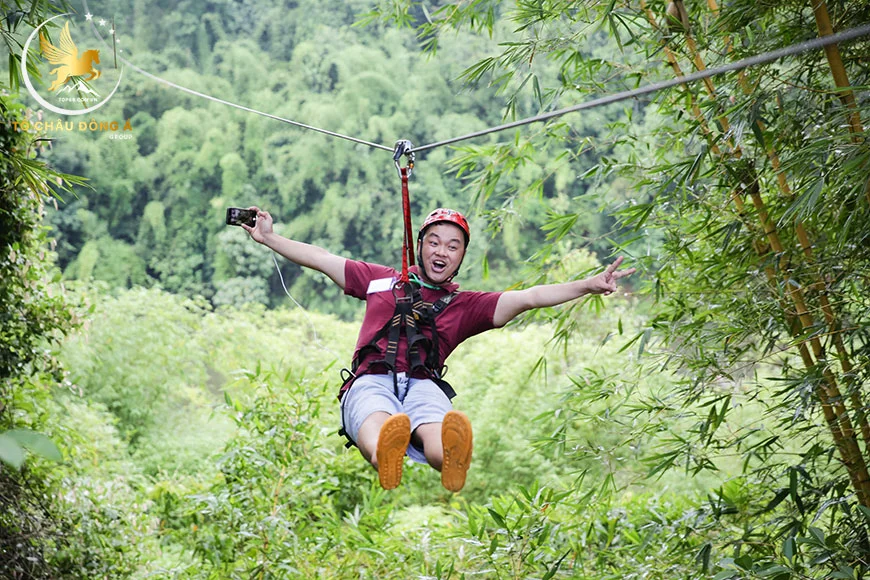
[400,167,415,283]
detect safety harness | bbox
[337,140,458,448]
[338,284,459,393]
[336,282,459,448]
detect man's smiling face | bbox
[419,223,466,285]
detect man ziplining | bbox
[243,206,635,492]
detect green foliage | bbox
[1,22,100,571]
[18,281,687,579]
[64,237,150,286]
[1,374,157,579]
[9,1,870,578]
[59,287,211,446]
[0,0,76,92]
[0,102,78,399]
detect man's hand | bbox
[239,206,347,290]
[241,206,272,244]
[493,255,637,327]
[583,256,636,296]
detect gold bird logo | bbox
[39,21,101,92]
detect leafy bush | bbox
[0,91,79,576]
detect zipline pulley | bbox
[393,139,415,178]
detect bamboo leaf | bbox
[697,542,712,573]
[637,327,652,356]
[543,551,571,580]
[750,121,766,150]
[783,536,796,562]
[488,507,507,529]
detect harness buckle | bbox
[340,368,356,383]
[392,279,414,302]
[393,139,415,178]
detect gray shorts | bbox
[340,373,453,464]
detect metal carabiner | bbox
[392,279,413,302]
[393,139,415,178]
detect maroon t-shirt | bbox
[344,260,502,378]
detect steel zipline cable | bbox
[78,0,870,157]
[410,23,870,154]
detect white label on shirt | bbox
[367,277,396,294]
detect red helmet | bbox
[418,208,470,247]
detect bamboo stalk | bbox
[754,245,859,498]
[740,178,869,504]
[809,0,870,206]
[810,0,864,137]
[691,5,870,503]
[706,0,870,454]
[641,0,870,503]
[688,20,870,505]
[804,1,870,430]
[744,177,870,501]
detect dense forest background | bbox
[2,0,869,578]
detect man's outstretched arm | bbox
[492,256,636,328]
[243,207,347,291]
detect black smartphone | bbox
[225,207,257,227]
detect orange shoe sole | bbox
[376,413,411,490]
[441,410,473,492]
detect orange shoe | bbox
[376,413,411,490]
[441,411,473,492]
